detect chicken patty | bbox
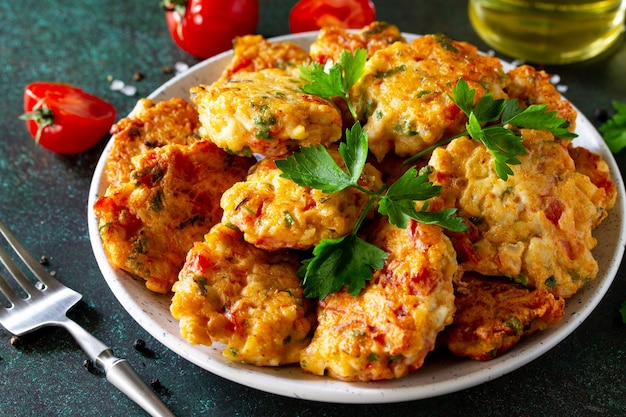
[191,68,343,158]
[220,150,383,251]
[105,98,200,187]
[299,219,458,381]
[220,34,311,80]
[309,21,405,64]
[351,34,508,161]
[171,223,315,366]
[505,65,577,133]
[439,273,565,361]
[94,141,253,293]
[427,130,616,298]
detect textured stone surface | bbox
[1,1,625,416]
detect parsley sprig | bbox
[298,49,367,120]
[276,123,466,299]
[599,101,626,154]
[405,78,577,180]
[290,50,577,299]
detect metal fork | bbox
[0,218,176,417]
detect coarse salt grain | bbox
[121,85,137,96]
[109,79,137,96]
[109,79,125,91]
[174,61,189,74]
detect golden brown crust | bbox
[220,151,383,251]
[171,223,315,366]
[191,68,343,158]
[310,21,405,64]
[427,131,614,298]
[220,34,311,79]
[300,219,457,381]
[94,141,253,293]
[351,34,507,161]
[440,273,564,361]
[105,98,200,187]
[505,65,577,132]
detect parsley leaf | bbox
[277,123,466,299]
[274,144,353,193]
[450,78,576,180]
[378,166,464,231]
[299,234,388,299]
[504,103,577,139]
[338,121,368,184]
[299,49,367,120]
[599,101,626,154]
[275,122,369,193]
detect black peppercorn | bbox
[150,378,162,389]
[83,359,95,372]
[133,338,147,351]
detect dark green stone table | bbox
[1,1,625,416]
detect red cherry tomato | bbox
[162,0,259,59]
[289,0,376,33]
[21,82,116,154]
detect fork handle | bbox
[61,318,176,417]
[98,350,177,417]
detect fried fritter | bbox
[505,65,577,132]
[309,21,405,64]
[351,34,508,161]
[220,34,311,80]
[105,98,200,187]
[299,219,458,381]
[568,144,617,224]
[427,130,616,298]
[191,68,343,158]
[94,141,253,293]
[170,223,315,366]
[220,150,383,251]
[440,273,565,361]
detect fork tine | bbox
[0,270,22,306]
[0,218,58,289]
[0,244,42,297]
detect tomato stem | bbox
[160,0,187,16]
[19,98,54,143]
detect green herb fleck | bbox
[150,190,164,212]
[432,34,459,53]
[367,353,380,362]
[283,210,295,227]
[544,275,557,288]
[504,316,523,335]
[375,64,406,79]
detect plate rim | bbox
[87,31,626,404]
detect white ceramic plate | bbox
[87,32,626,404]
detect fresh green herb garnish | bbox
[276,123,465,299]
[456,78,577,180]
[599,101,626,154]
[620,300,626,324]
[298,49,367,120]
[405,78,577,180]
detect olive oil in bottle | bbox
[469,0,626,64]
